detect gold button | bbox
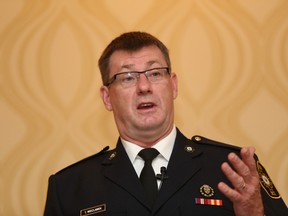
[195,136,201,142]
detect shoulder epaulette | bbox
[56,146,110,174]
[192,135,282,200]
[191,135,241,151]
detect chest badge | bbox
[196,184,222,206]
[200,184,214,197]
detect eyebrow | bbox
[120,60,160,71]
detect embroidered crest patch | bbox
[257,161,281,199]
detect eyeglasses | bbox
[106,67,170,88]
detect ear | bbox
[171,73,178,99]
[100,86,113,111]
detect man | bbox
[44,31,287,215]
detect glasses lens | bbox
[117,72,137,86]
[146,68,168,82]
[109,67,169,87]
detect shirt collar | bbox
[121,126,177,164]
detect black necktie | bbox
[138,148,159,208]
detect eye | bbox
[119,73,136,83]
[151,71,161,76]
[148,69,164,78]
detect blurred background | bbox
[0,0,287,215]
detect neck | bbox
[121,125,174,148]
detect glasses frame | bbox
[106,67,170,87]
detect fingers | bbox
[227,153,250,182]
[220,161,247,192]
[218,147,264,215]
[218,181,241,202]
[219,147,258,195]
[226,147,258,182]
[240,147,257,174]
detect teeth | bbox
[142,104,151,107]
[139,103,153,108]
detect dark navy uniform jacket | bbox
[44,129,287,216]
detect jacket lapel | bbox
[154,129,203,212]
[101,139,150,208]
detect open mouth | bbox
[137,103,155,110]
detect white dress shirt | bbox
[121,126,177,187]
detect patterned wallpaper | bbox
[0,0,287,215]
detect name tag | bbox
[80,204,106,216]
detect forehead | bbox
[109,46,166,74]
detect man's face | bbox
[100,45,178,146]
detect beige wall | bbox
[0,0,287,215]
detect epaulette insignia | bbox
[184,145,195,153]
[257,161,281,199]
[109,152,117,160]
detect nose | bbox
[136,73,152,94]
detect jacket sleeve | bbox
[256,161,288,216]
[261,187,288,216]
[43,175,63,216]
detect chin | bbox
[138,121,165,131]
